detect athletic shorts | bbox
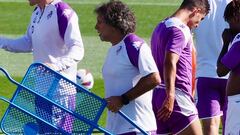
[224,94,240,135]
[196,77,227,119]
[152,86,198,134]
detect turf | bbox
[0,2,178,37]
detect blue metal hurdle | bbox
[0,63,148,135]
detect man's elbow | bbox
[152,72,161,86]
[216,62,230,77]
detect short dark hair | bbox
[180,0,210,14]
[94,0,136,35]
[224,0,240,23]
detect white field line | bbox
[0,0,180,6]
[0,34,21,38]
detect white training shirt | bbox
[194,0,231,78]
[102,33,158,134]
[0,0,83,79]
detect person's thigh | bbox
[178,117,203,135]
[152,87,170,134]
[152,87,199,134]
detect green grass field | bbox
[0,0,179,133]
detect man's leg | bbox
[196,77,227,135]
[178,118,203,135]
[153,88,202,135]
[202,117,221,135]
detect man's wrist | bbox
[121,94,130,105]
[167,93,175,99]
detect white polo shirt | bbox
[0,0,84,83]
[102,33,158,134]
[194,0,231,78]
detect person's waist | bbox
[156,83,192,96]
[157,83,190,89]
[156,84,186,92]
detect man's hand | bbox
[44,63,58,71]
[157,95,174,122]
[106,96,124,113]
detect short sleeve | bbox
[138,43,159,77]
[221,41,240,70]
[166,27,186,55]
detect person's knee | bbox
[202,117,221,128]
[201,117,221,135]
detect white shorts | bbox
[225,94,240,135]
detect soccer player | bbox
[95,0,161,134]
[151,0,210,134]
[193,0,231,134]
[217,0,240,134]
[0,0,84,134]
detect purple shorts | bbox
[152,87,198,134]
[196,77,227,119]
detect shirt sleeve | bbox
[138,43,159,77]
[0,24,32,52]
[63,12,84,61]
[221,41,240,70]
[55,12,84,71]
[165,27,186,55]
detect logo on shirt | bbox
[63,9,72,18]
[237,34,240,39]
[132,41,142,50]
[47,11,53,19]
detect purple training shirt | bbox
[221,33,240,75]
[151,17,193,95]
